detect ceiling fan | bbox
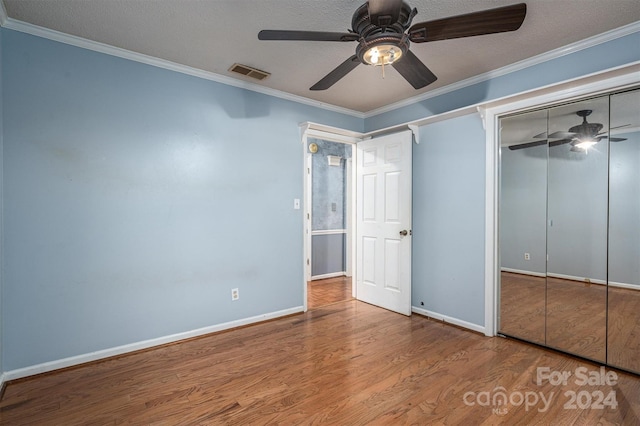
[508,110,628,151]
[258,0,527,91]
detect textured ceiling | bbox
[3,0,640,113]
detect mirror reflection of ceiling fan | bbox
[509,110,629,151]
[258,0,527,90]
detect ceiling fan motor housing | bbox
[570,110,604,138]
[352,2,415,65]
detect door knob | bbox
[399,230,409,236]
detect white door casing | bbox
[356,130,412,315]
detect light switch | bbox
[294,198,300,210]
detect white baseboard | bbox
[501,267,546,277]
[411,306,487,336]
[0,372,6,392]
[311,272,346,280]
[3,306,304,382]
[546,272,607,285]
[502,269,636,289]
[609,281,640,290]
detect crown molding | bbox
[0,17,366,119]
[364,20,640,118]
[1,11,637,121]
[0,0,8,26]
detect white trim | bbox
[301,125,362,313]
[412,306,486,335]
[311,229,346,236]
[609,281,640,290]
[501,268,546,278]
[0,372,6,392]
[2,13,636,120]
[364,21,640,118]
[1,18,365,119]
[484,65,640,339]
[546,272,607,286]
[345,157,353,278]
[311,272,346,281]
[484,100,499,337]
[0,0,7,26]
[407,124,420,144]
[301,122,364,142]
[365,105,478,138]
[2,306,303,382]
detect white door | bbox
[356,130,412,315]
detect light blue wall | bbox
[547,132,609,281]
[383,30,639,329]
[310,139,350,231]
[311,234,345,277]
[310,139,350,276]
[365,31,640,132]
[412,114,486,326]
[1,29,361,370]
[501,113,639,285]
[1,21,638,372]
[609,131,640,286]
[500,145,547,274]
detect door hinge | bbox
[307,259,310,265]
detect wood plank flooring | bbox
[500,271,640,373]
[1,300,639,425]
[307,276,352,309]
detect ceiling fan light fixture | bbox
[362,44,403,66]
[572,137,597,151]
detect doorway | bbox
[301,125,414,315]
[304,136,356,309]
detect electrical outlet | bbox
[231,288,239,301]
[524,253,531,261]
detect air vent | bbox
[228,63,271,81]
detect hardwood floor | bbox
[500,271,640,373]
[607,286,640,374]
[2,300,639,425]
[307,276,352,309]
[499,272,546,345]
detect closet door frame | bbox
[482,66,640,337]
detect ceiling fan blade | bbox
[368,0,403,26]
[507,140,547,151]
[533,131,547,139]
[408,3,526,43]
[549,138,572,147]
[392,50,437,89]
[310,55,361,91]
[595,123,632,137]
[608,137,628,142]
[258,30,359,42]
[547,131,577,139]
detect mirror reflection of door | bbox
[607,88,640,373]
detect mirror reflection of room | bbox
[498,88,640,374]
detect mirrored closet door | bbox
[607,89,640,373]
[498,88,640,374]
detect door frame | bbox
[300,124,363,312]
[482,66,640,336]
